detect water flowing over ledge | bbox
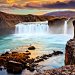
[15,21,49,35]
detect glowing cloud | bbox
[6,0,16,4]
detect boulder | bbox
[12,52,18,54]
[28,46,36,50]
[1,52,9,56]
[6,61,24,74]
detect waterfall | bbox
[15,21,49,35]
[64,19,69,34]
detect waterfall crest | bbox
[15,21,49,35]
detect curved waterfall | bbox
[15,21,49,35]
[15,20,73,35]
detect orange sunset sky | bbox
[0,0,70,4]
[0,0,75,9]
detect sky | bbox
[0,0,75,8]
[5,0,69,4]
[6,0,66,3]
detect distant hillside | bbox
[0,11,66,29]
[44,11,75,18]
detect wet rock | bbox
[28,46,36,50]
[5,52,10,55]
[26,50,29,52]
[35,51,63,63]
[40,54,48,60]
[27,63,36,72]
[1,52,9,56]
[12,52,18,54]
[53,51,63,56]
[25,52,31,55]
[7,61,23,74]
[48,54,52,57]
[26,58,35,64]
[35,58,44,63]
[0,51,39,74]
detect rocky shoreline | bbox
[35,65,75,75]
[0,45,63,74]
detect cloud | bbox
[0,0,67,4]
[0,0,75,9]
[21,0,75,8]
[41,1,75,8]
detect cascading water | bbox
[15,21,49,35]
[64,19,69,34]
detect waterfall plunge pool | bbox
[0,21,73,75]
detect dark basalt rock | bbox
[26,63,37,72]
[35,51,63,63]
[7,61,23,74]
[28,46,36,50]
[0,51,38,73]
[53,51,63,56]
[0,49,63,74]
[12,52,18,54]
[26,50,29,52]
[1,52,10,56]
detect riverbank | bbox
[0,45,63,74]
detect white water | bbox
[15,21,49,35]
[64,19,69,34]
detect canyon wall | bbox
[0,11,66,29]
[65,20,75,65]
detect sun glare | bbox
[7,0,15,4]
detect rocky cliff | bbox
[65,20,75,65]
[0,11,66,29]
[65,39,75,65]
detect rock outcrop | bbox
[0,50,63,74]
[0,51,37,74]
[65,20,75,65]
[65,39,75,65]
[0,11,66,29]
[28,46,36,50]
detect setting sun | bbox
[7,0,15,4]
